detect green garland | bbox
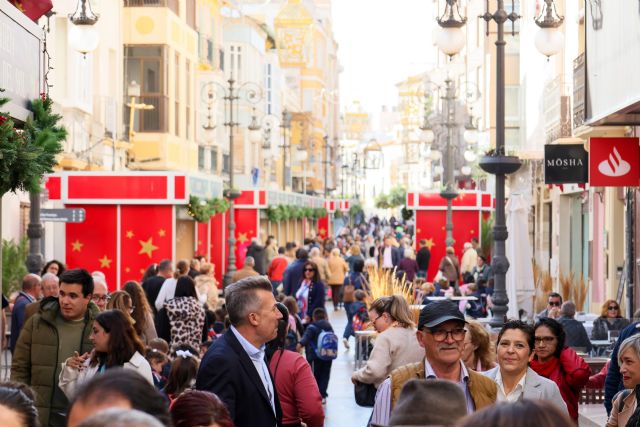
[0,93,65,195]
[264,205,328,223]
[349,203,364,218]
[401,206,414,221]
[187,195,230,223]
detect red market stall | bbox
[45,172,327,289]
[407,191,493,281]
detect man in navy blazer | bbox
[196,276,283,427]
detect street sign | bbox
[40,208,86,223]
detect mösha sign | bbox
[544,144,588,184]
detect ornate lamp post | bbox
[68,0,100,56]
[203,77,262,289]
[279,109,292,191]
[436,0,563,326]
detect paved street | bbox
[324,304,372,427]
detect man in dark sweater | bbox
[416,239,431,278]
[142,259,173,316]
[557,301,592,353]
[283,248,309,296]
[246,238,267,275]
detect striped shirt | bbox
[371,359,474,425]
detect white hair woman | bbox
[607,334,640,427]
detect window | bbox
[124,45,168,133]
[219,49,225,71]
[222,153,230,174]
[265,63,272,115]
[175,52,180,136]
[211,147,218,172]
[186,0,196,30]
[505,85,520,127]
[186,59,191,141]
[229,45,242,77]
[198,146,206,170]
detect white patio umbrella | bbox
[505,193,536,320]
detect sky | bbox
[332,0,435,116]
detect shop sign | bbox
[589,137,640,187]
[0,2,43,122]
[544,144,588,184]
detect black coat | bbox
[196,329,282,427]
[246,242,267,275]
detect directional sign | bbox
[40,208,86,223]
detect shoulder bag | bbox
[354,380,377,407]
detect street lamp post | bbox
[203,77,262,289]
[280,109,292,191]
[436,0,563,325]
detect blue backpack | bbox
[311,326,338,361]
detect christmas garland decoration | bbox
[264,205,328,223]
[187,195,230,223]
[0,92,65,195]
[349,203,364,218]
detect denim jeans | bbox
[343,301,354,339]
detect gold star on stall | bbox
[158,229,166,237]
[126,230,134,239]
[71,240,84,252]
[98,255,112,268]
[139,237,159,258]
[125,267,131,273]
[237,232,249,244]
[424,238,435,250]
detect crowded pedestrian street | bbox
[2,0,640,426]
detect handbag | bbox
[343,276,355,302]
[354,380,377,407]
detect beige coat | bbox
[231,266,260,282]
[311,255,331,283]
[608,389,637,427]
[353,326,424,387]
[195,274,219,308]
[460,248,478,274]
[327,256,349,285]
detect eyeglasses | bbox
[304,268,315,272]
[548,301,561,307]
[534,336,556,346]
[608,306,619,311]
[92,295,111,303]
[424,328,466,342]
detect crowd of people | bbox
[1,215,640,427]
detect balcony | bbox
[123,0,179,15]
[573,53,586,130]
[543,76,571,144]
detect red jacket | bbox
[268,256,289,282]
[530,347,591,421]
[268,350,324,427]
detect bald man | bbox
[10,274,42,353]
[24,273,60,321]
[91,274,110,311]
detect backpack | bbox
[352,306,370,332]
[311,326,339,361]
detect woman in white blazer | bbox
[483,319,568,415]
[59,309,153,398]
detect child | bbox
[163,346,200,406]
[146,348,168,390]
[299,307,337,403]
[351,290,369,332]
[148,337,171,379]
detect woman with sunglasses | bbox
[295,261,326,324]
[351,295,423,387]
[592,299,630,340]
[530,317,590,422]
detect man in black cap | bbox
[370,300,497,426]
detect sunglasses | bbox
[608,306,619,311]
[304,268,315,272]
[548,301,561,307]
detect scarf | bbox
[529,356,560,380]
[296,280,311,318]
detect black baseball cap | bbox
[418,300,466,330]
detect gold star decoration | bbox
[318,228,326,236]
[198,240,203,246]
[416,228,422,233]
[158,229,166,237]
[424,238,435,250]
[126,230,134,239]
[139,268,145,274]
[125,267,131,273]
[139,237,159,258]
[237,232,249,244]
[98,255,112,268]
[71,240,84,252]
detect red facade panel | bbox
[67,176,168,199]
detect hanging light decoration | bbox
[68,0,100,56]
[248,108,263,144]
[461,165,472,176]
[534,0,565,58]
[435,0,467,57]
[464,149,477,162]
